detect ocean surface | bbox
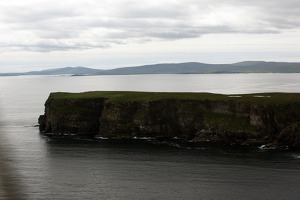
[0,74,300,200]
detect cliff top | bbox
[47,91,300,104]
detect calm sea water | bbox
[0,74,300,200]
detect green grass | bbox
[48,91,300,104]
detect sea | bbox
[0,73,300,200]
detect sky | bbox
[0,0,300,72]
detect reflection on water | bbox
[0,74,300,199]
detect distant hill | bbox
[0,67,102,76]
[1,61,300,76]
[26,67,102,75]
[101,61,300,74]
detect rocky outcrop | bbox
[277,122,300,147]
[39,92,300,147]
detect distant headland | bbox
[39,91,300,148]
[2,61,300,76]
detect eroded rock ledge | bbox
[38,92,300,148]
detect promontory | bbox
[39,92,300,148]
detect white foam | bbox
[258,144,276,150]
[95,136,109,140]
[292,155,300,159]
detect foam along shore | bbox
[39,92,300,148]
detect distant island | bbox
[2,61,300,76]
[39,91,300,148]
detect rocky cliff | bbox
[39,92,300,147]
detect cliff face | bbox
[99,100,204,139]
[39,97,106,135]
[39,92,300,147]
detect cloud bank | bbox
[0,0,299,52]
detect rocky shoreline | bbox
[39,92,300,148]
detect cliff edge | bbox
[38,92,300,147]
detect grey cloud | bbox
[116,2,187,19]
[36,30,80,40]
[216,0,300,28]
[0,40,109,52]
[0,0,299,52]
[1,4,79,23]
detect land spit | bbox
[39,92,300,148]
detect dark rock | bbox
[38,115,46,132]
[277,122,300,147]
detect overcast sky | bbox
[0,0,300,72]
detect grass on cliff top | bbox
[48,91,300,104]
